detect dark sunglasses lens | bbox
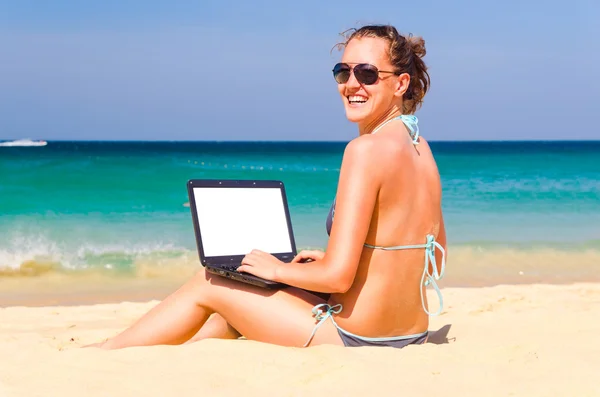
[354,64,379,85]
[333,63,350,84]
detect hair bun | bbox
[405,34,427,58]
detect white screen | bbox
[193,187,293,257]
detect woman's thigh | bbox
[198,271,344,347]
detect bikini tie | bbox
[302,303,343,347]
[399,115,420,145]
[421,234,446,316]
[312,303,343,321]
[372,114,420,145]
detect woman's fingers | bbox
[241,253,257,266]
[291,252,307,263]
[292,250,323,263]
[241,250,273,267]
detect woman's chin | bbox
[344,108,369,124]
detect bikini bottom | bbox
[303,303,428,348]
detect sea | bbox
[1,141,599,290]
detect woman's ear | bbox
[394,73,411,98]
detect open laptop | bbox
[187,179,298,289]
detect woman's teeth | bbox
[348,96,368,104]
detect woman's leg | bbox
[99,269,344,349]
[83,289,239,349]
[185,314,241,344]
[187,291,331,344]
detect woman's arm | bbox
[272,136,383,293]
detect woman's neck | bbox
[358,107,402,136]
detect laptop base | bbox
[205,266,285,289]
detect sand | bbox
[1,283,599,397]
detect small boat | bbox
[0,139,48,147]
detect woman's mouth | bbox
[347,95,368,106]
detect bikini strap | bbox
[372,115,420,145]
[365,234,446,316]
[303,303,343,347]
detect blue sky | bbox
[0,1,597,141]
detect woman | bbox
[91,24,447,349]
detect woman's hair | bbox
[335,25,430,114]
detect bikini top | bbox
[325,115,446,316]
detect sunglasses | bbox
[332,63,399,85]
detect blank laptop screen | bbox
[192,187,293,257]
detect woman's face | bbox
[335,37,407,129]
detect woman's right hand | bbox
[291,250,325,263]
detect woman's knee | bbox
[189,268,221,305]
[190,267,216,286]
[193,267,223,284]
[174,268,211,304]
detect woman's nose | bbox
[345,70,361,88]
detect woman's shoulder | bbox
[339,135,381,172]
[344,131,413,164]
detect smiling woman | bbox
[332,25,430,133]
[87,24,447,351]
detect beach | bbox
[1,0,597,391]
[1,141,600,396]
[1,282,599,396]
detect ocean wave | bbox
[2,237,600,285]
[0,234,198,277]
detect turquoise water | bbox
[1,141,599,276]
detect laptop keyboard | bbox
[217,258,292,273]
[221,265,240,272]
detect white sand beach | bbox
[1,283,599,397]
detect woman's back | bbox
[330,118,445,338]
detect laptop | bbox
[187,179,298,289]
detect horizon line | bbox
[3,139,598,144]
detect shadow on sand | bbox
[427,324,454,345]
